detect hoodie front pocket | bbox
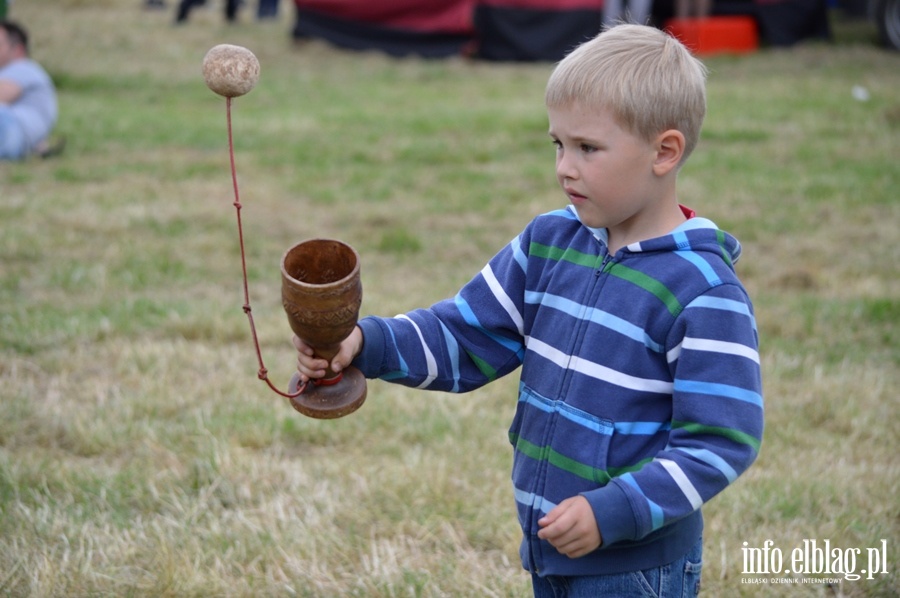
[510,386,614,490]
[547,399,615,486]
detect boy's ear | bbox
[652,129,685,176]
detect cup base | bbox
[287,367,367,419]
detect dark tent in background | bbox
[751,0,831,46]
[292,0,832,61]
[473,0,603,61]
[292,0,477,58]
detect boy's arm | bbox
[0,79,23,104]
[352,233,531,393]
[0,62,31,105]
[584,283,764,547]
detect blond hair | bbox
[546,24,708,162]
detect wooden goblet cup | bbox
[281,239,367,419]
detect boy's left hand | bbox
[537,496,602,558]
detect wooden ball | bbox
[202,44,260,98]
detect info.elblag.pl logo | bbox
[741,539,890,584]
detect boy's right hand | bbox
[292,326,364,384]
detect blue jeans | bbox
[531,537,703,598]
[257,0,278,18]
[0,108,27,160]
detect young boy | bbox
[0,21,58,160]
[294,23,763,596]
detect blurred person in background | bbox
[175,0,239,24]
[257,0,279,20]
[675,0,712,18]
[0,20,58,160]
[603,0,653,26]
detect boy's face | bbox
[548,102,669,241]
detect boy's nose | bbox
[556,155,577,181]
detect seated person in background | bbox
[0,20,58,160]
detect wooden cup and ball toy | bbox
[204,44,367,419]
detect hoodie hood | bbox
[569,205,742,270]
[627,218,742,272]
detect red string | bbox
[313,372,343,387]
[226,97,305,399]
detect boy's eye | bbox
[580,144,597,153]
[551,139,562,150]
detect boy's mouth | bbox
[564,187,587,204]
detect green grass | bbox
[1,1,898,596]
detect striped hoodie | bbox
[353,206,764,576]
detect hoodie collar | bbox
[568,205,741,266]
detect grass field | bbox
[1,1,898,596]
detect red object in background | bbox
[293,0,475,34]
[665,16,759,56]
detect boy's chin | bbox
[572,207,606,230]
